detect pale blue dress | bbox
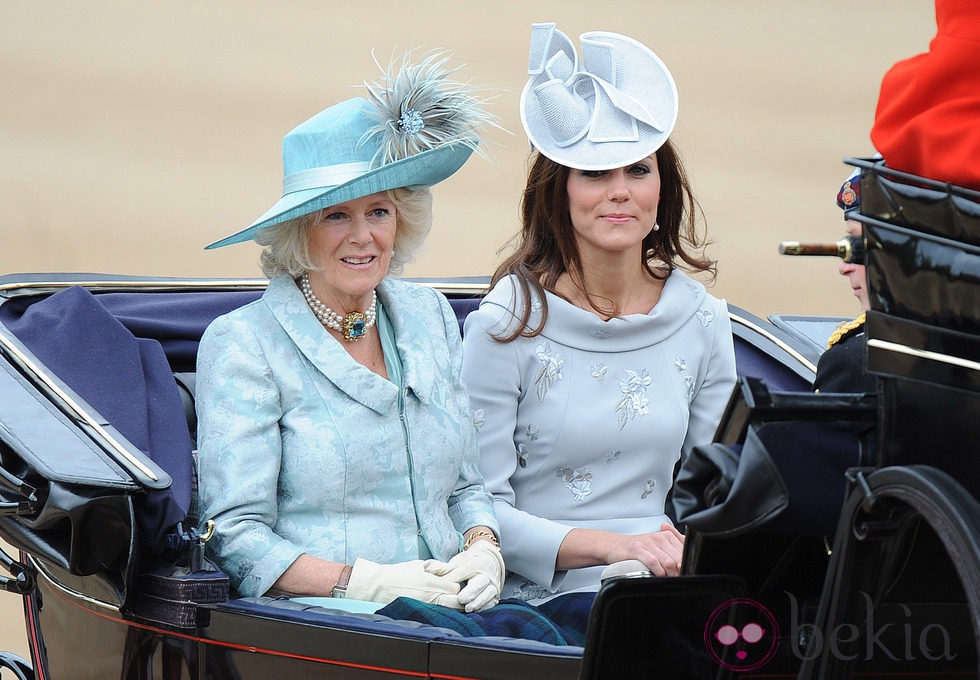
[461,271,736,601]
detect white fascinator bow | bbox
[520,22,679,171]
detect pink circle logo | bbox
[703,598,779,671]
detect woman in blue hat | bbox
[196,54,504,613]
[461,24,737,603]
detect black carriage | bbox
[0,159,977,679]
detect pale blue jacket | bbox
[196,275,497,597]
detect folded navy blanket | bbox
[1,286,193,555]
[377,592,595,646]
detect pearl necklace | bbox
[299,273,377,342]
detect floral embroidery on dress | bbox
[591,362,608,383]
[471,408,485,432]
[616,368,652,429]
[556,466,593,501]
[526,424,539,441]
[641,479,656,499]
[517,443,529,468]
[513,580,551,602]
[684,375,696,400]
[695,307,714,328]
[534,343,564,402]
[606,449,623,463]
[673,356,695,401]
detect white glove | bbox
[345,558,462,608]
[426,540,505,612]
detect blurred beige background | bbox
[0,0,935,663]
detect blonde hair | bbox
[256,187,433,279]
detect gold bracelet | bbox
[464,529,499,550]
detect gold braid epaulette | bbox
[826,312,867,349]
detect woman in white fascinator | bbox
[462,23,737,603]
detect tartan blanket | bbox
[377,592,595,646]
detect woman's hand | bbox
[426,538,505,612]
[558,523,685,576]
[345,558,463,608]
[606,523,685,576]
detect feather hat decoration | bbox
[362,51,501,167]
[206,50,500,249]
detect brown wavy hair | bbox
[491,141,715,341]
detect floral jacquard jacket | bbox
[197,275,498,597]
[461,271,737,601]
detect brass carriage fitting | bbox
[778,234,865,264]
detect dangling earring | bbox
[653,223,661,232]
[645,248,656,259]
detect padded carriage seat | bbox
[449,297,481,335]
[173,372,197,443]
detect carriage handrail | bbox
[729,311,818,374]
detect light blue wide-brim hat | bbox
[520,23,679,172]
[207,54,492,249]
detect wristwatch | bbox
[332,564,352,598]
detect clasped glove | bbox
[426,540,505,612]
[345,558,462,608]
